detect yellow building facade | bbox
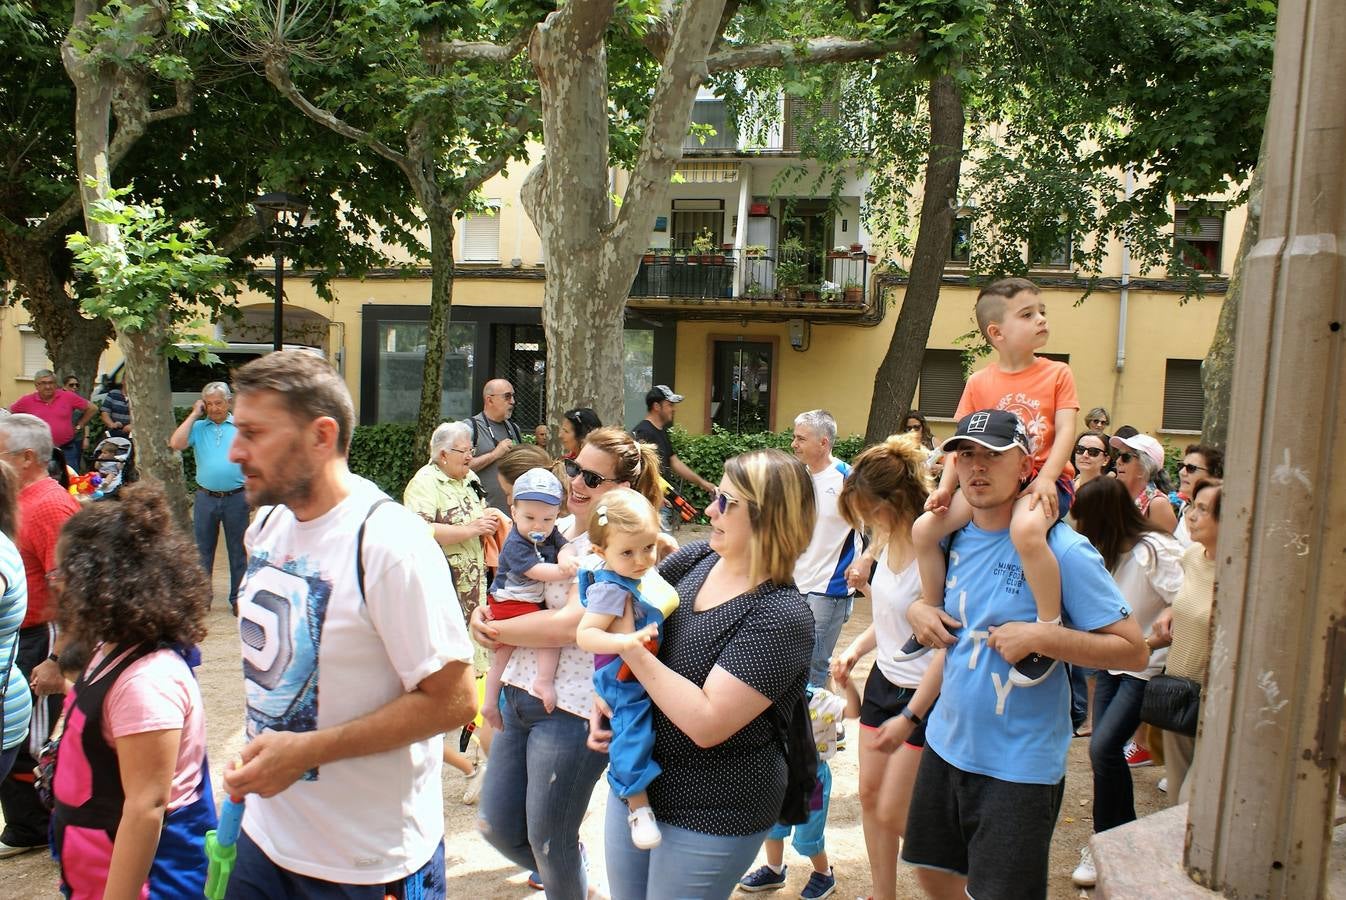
[1,105,1237,446]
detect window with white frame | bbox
[20,327,51,378]
[918,349,967,418]
[461,201,501,263]
[1162,358,1205,432]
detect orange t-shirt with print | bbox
[955,356,1080,477]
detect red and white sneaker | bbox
[1124,741,1153,768]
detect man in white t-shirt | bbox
[790,409,861,689]
[222,351,477,899]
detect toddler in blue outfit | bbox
[576,488,679,850]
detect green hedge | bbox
[340,422,863,509]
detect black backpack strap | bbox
[356,498,396,601]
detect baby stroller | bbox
[89,436,135,499]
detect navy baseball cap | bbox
[939,410,1033,455]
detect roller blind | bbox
[918,349,966,419]
[1163,358,1205,432]
[461,203,501,262]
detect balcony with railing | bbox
[629,246,873,311]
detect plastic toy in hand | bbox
[806,687,849,762]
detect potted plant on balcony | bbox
[744,244,768,258]
[843,279,864,303]
[800,283,821,302]
[775,241,807,301]
[820,280,841,303]
[828,244,850,260]
[849,241,865,254]
[691,228,716,264]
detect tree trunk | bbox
[415,205,456,460]
[1202,159,1263,450]
[119,314,192,526]
[0,232,115,393]
[864,75,965,444]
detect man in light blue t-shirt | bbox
[901,409,1148,900]
[169,381,247,614]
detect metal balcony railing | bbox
[629,247,871,306]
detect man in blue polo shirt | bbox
[170,381,247,614]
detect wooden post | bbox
[1184,0,1346,896]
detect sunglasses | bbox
[1088,418,1109,427]
[1179,463,1207,475]
[1074,446,1107,458]
[1117,452,1139,464]
[711,487,740,515]
[564,457,618,489]
[491,392,515,401]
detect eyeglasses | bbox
[65,382,79,389]
[1179,463,1207,475]
[1087,418,1109,428]
[444,447,472,457]
[711,487,740,515]
[1117,452,1138,463]
[564,457,618,489]
[1074,446,1106,458]
[905,423,924,432]
[490,392,515,401]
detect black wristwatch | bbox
[46,652,60,665]
[900,706,923,726]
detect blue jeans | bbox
[767,761,832,857]
[477,685,607,900]
[604,792,768,900]
[1089,671,1148,832]
[226,832,445,899]
[193,489,249,609]
[59,439,82,474]
[805,593,852,688]
[1069,665,1096,733]
[0,744,18,782]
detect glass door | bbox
[711,340,774,433]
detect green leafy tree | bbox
[237,0,545,458]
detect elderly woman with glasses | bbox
[1109,433,1178,533]
[1084,407,1111,431]
[471,426,664,899]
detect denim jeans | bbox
[477,685,607,900]
[1069,665,1096,733]
[60,439,82,474]
[193,489,249,609]
[0,744,18,783]
[805,592,852,688]
[604,792,768,900]
[1089,671,1148,832]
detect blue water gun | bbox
[204,795,244,899]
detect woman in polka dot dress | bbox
[591,449,816,900]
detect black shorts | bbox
[859,667,930,748]
[901,748,1065,900]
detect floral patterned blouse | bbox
[403,462,488,620]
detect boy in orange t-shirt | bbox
[907,278,1080,686]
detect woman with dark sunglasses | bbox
[1072,430,1112,491]
[1172,444,1224,547]
[471,427,662,899]
[559,408,602,459]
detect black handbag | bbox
[1140,672,1202,737]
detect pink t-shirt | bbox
[11,389,88,446]
[87,646,208,810]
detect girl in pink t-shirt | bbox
[48,484,216,899]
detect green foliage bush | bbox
[349,422,419,497]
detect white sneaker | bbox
[462,762,487,805]
[1158,776,1169,793]
[628,805,662,849]
[1071,845,1097,887]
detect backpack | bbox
[256,497,393,600]
[772,686,820,826]
[470,413,522,451]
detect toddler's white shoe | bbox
[628,805,662,849]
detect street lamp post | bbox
[253,192,309,353]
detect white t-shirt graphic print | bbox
[236,475,473,884]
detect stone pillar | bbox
[1184,0,1346,896]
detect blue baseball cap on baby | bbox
[513,467,563,506]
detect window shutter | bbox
[21,330,51,378]
[784,96,836,151]
[1174,208,1224,241]
[1162,359,1205,431]
[462,204,501,262]
[918,350,967,419]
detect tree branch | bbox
[263,54,415,182]
[707,35,917,73]
[421,30,532,65]
[459,105,538,198]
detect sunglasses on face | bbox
[564,457,618,489]
[1088,418,1109,428]
[1075,446,1106,458]
[1117,452,1138,464]
[491,392,515,401]
[1180,463,1207,475]
[711,487,740,515]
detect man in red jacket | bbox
[0,412,80,857]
